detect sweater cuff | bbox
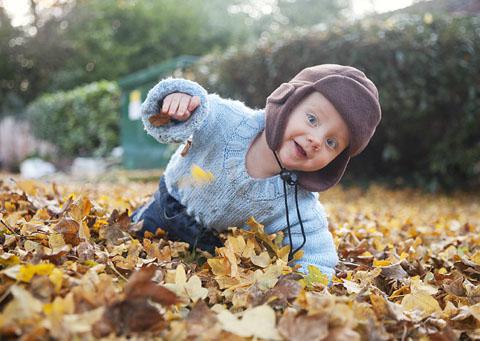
[141,78,209,143]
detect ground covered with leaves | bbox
[0,172,479,340]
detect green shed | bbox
[119,55,199,169]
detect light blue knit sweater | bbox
[141,77,339,280]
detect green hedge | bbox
[192,14,480,192]
[26,81,120,158]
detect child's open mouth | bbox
[294,141,307,158]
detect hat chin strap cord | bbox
[272,150,307,262]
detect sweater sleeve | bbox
[282,207,339,284]
[141,77,210,144]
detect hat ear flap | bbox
[267,83,295,104]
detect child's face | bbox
[278,91,350,172]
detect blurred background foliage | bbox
[0,0,351,116]
[0,0,479,193]
[26,81,120,158]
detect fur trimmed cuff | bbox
[141,77,209,143]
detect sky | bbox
[2,0,415,27]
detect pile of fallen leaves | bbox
[0,176,480,340]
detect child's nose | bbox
[307,136,321,151]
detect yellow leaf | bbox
[217,305,281,340]
[15,180,38,196]
[305,265,329,287]
[241,238,256,259]
[49,268,63,293]
[93,218,109,232]
[277,245,290,262]
[471,251,480,265]
[442,301,458,318]
[410,276,438,295]
[48,233,66,252]
[401,292,442,318]
[0,253,20,266]
[164,264,207,303]
[43,293,75,316]
[219,247,239,278]
[17,263,55,283]
[342,279,362,294]
[292,249,304,261]
[215,276,241,290]
[79,221,91,240]
[438,267,448,274]
[254,264,281,291]
[32,208,51,221]
[4,202,16,212]
[175,263,187,285]
[24,240,41,253]
[373,259,392,267]
[226,235,246,256]
[246,216,277,254]
[184,275,208,303]
[70,197,93,221]
[251,251,271,268]
[389,285,410,300]
[191,164,215,185]
[469,303,480,321]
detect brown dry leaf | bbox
[93,297,167,337]
[325,327,361,341]
[76,241,95,262]
[180,138,193,157]
[186,300,221,339]
[278,309,329,341]
[246,216,278,255]
[69,196,92,222]
[93,267,177,337]
[124,266,179,306]
[261,274,302,308]
[149,112,171,126]
[53,217,81,246]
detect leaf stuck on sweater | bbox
[149,113,171,126]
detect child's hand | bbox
[161,92,200,121]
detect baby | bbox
[131,64,382,282]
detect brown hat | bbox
[265,64,382,192]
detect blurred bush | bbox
[26,81,120,158]
[192,14,480,192]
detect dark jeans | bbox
[131,175,222,254]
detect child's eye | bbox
[326,138,337,149]
[306,113,317,126]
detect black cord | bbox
[281,178,294,260]
[292,184,307,256]
[272,150,307,261]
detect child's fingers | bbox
[161,93,197,121]
[167,94,181,116]
[188,96,200,112]
[161,95,173,114]
[175,96,190,120]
